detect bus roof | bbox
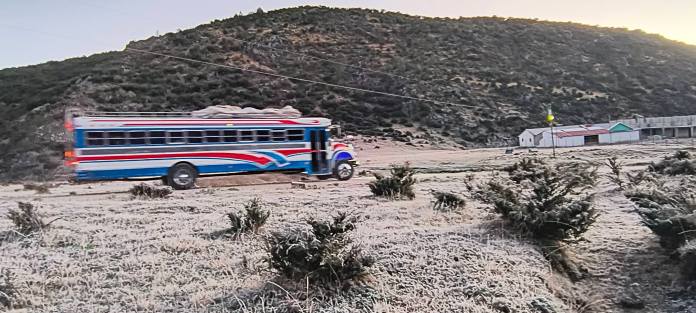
[72,116,332,129]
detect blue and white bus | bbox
[64,110,358,189]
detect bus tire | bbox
[333,160,354,181]
[167,163,197,190]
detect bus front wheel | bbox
[167,163,197,190]
[334,160,354,181]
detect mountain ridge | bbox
[1,6,696,180]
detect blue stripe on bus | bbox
[75,160,320,181]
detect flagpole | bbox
[550,121,556,158]
[547,108,556,158]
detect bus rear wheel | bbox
[167,163,197,190]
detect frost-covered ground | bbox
[1,141,695,312]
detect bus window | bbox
[188,130,203,144]
[271,130,286,142]
[256,130,271,142]
[205,130,221,143]
[86,132,105,146]
[240,130,254,142]
[287,129,304,141]
[168,131,186,144]
[107,132,126,145]
[149,131,166,144]
[129,131,146,145]
[223,130,238,142]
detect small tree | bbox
[7,202,57,235]
[479,161,598,280]
[129,183,172,199]
[627,179,696,279]
[369,162,417,200]
[626,183,696,250]
[605,157,624,188]
[483,170,598,243]
[265,212,374,286]
[432,191,466,211]
[649,150,696,176]
[0,269,20,309]
[226,198,270,235]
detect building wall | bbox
[599,131,640,144]
[555,135,585,147]
[518,132,536,147]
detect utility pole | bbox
[547,108,556,158]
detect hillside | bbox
[2,6,696,180]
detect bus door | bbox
[309,129,329,174]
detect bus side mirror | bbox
[329,125,342,138]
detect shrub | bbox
[129,183,172,199]
[504,157,547,183]
[479,165,598,281]
[626,183,696,250]
[226,198,270,235]
[8,202,53,235]
[0,269,20,309]
[368,162,416,199]
[432,191,466,211]
[625,170,659,187]
[649,150,696,176]
[22,183,50,194]
[605,157,624,188]
[678,242,696,280]
[265,212,374,286]
[504,158,598,187]
[482,172,598,243]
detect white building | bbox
[518,122,639,148]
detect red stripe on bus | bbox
[274,148,312,156]
[76,152,273,165]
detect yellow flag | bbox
[546,109,555,123]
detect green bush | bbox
[226,198,270,235]
[605,157,624,188]
[265,212,374,286]
[129,183,172,199]
[626,179,696,280]
[0,269,20,309]
[504,157,547,183]
[678,242,696,280]
[22,183,50,194]
[626,183,696,250]
[432,191,466,211]
[8,202,52,235]
[649,150,696,176]
[482,170,598,243]
[479,163,598,280]
[368,162,416,200]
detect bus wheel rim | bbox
[337,163,352,178]
[173,170,192,185]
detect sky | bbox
[1,0,695,69]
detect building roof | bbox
[519,122,634,138]
[556,128,609,138]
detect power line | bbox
[125,47,483,109]
[228,37,412,81]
